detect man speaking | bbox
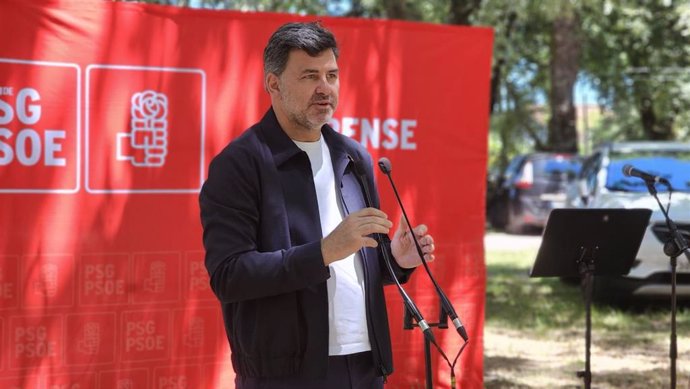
[199,21,436,389]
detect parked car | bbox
[487,152,581,234]
[566,141,690,303]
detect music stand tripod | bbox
[529,208,651,389]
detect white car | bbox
[567,141,690,303]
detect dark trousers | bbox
[234,351,384,389]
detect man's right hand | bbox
[321,208,393,266]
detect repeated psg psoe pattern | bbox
[0,1,493,388]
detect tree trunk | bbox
[382,0,406,19]
[637,94,675,140]
[346,0,365,17]
[489,11,517,115]
[547,13,580,153]
[448,0,482,25]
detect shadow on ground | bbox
[484,246,690,388]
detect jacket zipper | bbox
[359,246,388,382]
[338,180,388,382]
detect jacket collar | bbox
[258,108,302,167]
[258,107,353,176]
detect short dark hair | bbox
[263,21,339,77]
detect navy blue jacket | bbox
[199,108,413,379]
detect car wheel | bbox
[488,197,508,230]
[505,204,525,234]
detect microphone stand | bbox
[377,157,469,389]
[643,181,690,389]
[378,158,469,341]
[351,157,463,388]
[404,299,450,389]
[349,158,436,344]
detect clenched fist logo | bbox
[117,90,169,167]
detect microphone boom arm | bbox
[378,157,469,342]
[350,157,435,344]
[381,165,469,341]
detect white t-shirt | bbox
[293,136,371,356]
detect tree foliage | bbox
[114,0,690,170]
[582,0,690,141]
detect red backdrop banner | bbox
[0,1,493,388]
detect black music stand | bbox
[529,208,652,389]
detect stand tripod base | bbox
[577,370,592,388]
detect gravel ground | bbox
[483,231,690,389]
[484,232,543,253]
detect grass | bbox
[486,249,583,335]
[484,245,690,388]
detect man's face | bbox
[273,49,339,135]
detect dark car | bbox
[487,152,581,233]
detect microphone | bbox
[622,164,670,185]
[378,157,392,174]
[377,157,469,342]
[349,157,435,344]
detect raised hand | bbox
[391,215,435,269]
[321,208,392,265]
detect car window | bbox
[579,153,601,180]
[504,155,525,181]
[579,152,602,196]
[605,151,690,192]
[530,156,581,181]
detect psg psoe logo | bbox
[0,58,80,193]
[86,64,205,194]
[116,90,169,168]
[143,260,167,294]
[77,321,102,355]
[183,317,205,348]
[117,379,135,389]
[23,254,75,309]
[33,263,59,298]
[65,313,117,366]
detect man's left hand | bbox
[390,215,435,269]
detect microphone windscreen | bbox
[622,164,634,177]
[378,157,392,174]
